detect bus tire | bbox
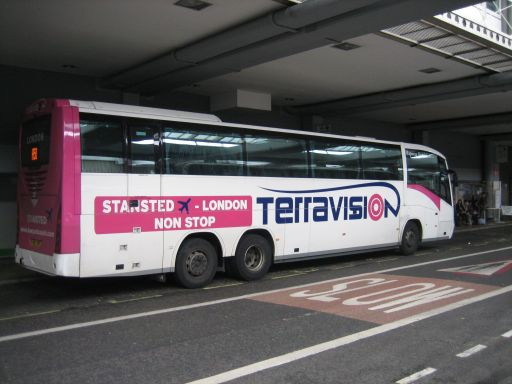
[400,222,420,256]
[230,234,272,281]
[175,238,217,289]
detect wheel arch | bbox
[401,218,423,243]
[408,219,423,242]
[178,232,224,268]
[236,228,275,263]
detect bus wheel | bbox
[230,234,272,281]
[175,238,217,289]
[400,222,420,256]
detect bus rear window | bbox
[21,116,51,167]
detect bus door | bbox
[405,150,453,240]
[437,162,454,238]
[127,121,164,273]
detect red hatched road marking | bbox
[251,274,497,324]
[439,260,512,277]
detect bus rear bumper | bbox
[15,246,80,277]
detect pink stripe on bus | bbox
[407,184,440,210]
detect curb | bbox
[455,221,512,233]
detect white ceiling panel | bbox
[355,91,512,124]
[187,34,486,105]
[0,0,283,76]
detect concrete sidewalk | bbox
[454,219,512,233]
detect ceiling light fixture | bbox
[174,0,212,11]
[419,67,442,74]
[273,0,308,5]
[332,42,361,51]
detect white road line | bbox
[271,272,306,280]
[107,294,162,304]
[0,309,61,322]
[1,245,512,344]
[456,344,487,358]
[502,330,512,338]
[396,368,437,384]
[203,282,244,290]
[186,285,512,384]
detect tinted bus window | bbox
[81,115,124,173]
[309,139,361,179]
[361,144,403,180]
[129,121,159,174]
[163,123,243,176]
[246,133,308,178]
[406,150,451,203]
[21,116,51,167]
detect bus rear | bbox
[15,99,81,276]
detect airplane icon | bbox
[178,198,192,214]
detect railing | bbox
[437,11,512,50]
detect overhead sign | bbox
[438,260,512,277]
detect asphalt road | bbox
[1,224,512,384]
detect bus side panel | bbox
[402,188,439,241]
[127,174,164,274]
[80,173,128,277]
[308,179,402,255]
[438,199,454,239]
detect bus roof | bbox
[69,100,222,123]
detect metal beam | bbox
[102,0,476,94]
[297,71,512,115]
[408,111,512,131]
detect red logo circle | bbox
[368,194,384,221]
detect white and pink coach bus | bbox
[16,99,455,288]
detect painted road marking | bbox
[439,260,512,277]
[186,285,512,384]
[107,294,162,304]
[1,246,511,343]
[502,330,512,338]
[333,263,357,270]
[414,251,433,257]
[269,268,320,280]
[376,257,398,263]
[456,344,487,358]
[203,282,244,290]
[252,274,495,324]
[0,309,61,322]
[272,272,306,280]
[395,368,437,384]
